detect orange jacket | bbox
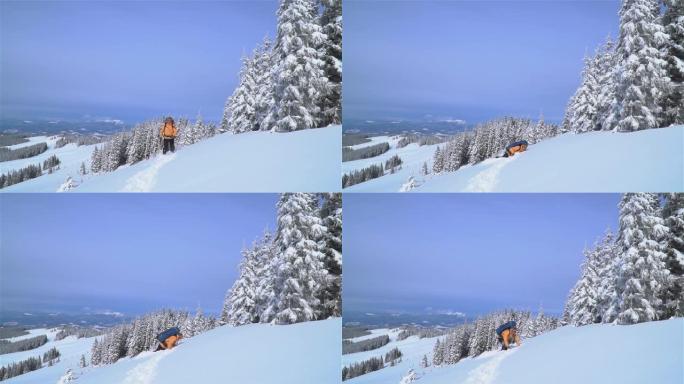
[160,123,177,138]
[506,144,527,156]
[162,335,179,349]
[501,329,521,349]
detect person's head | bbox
[164,117,175,127]
[178,332,183,339]
[511,327,517,336]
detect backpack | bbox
[156,327,180,342]
[495,321,516,337]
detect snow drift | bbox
[345,126,683,192]
[2,126,341,192]
[345,318,683,384]
[80,319,340,384]
[3,319,340,383]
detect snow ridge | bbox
[121,154,175,192]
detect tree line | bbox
[223,0,341,133]
[0,142,48,162]
[342,334,390,354]
[0,155,62,189]
[0,335,48,355]
[342,142,390,162]
[564,193,683,326]
[221,193,342,325]
[90,116,216,174]
[90,308,217,366]
[341,346,404,381]
[432,309,558,367]
[0,347,60,381]
[432,117,559,174]
[563,0,683,132]
[342,163,385,188]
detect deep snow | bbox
[345,126,684,192]
[0,328,97,384]
[76,319,341,384]
[2,319,340,383]
[2,126,341,192]
[344,318,683,384]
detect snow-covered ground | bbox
[3,319,340,383]
[342,135,440,192]
[345,126,684,192]
[77,318,340,384]
[345,318,683,384]
[0,136,98,193]
[0,328,98,384]
[2,125,341,192]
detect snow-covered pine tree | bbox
[615,0,670,131]
[90,147,102,173]
[268,193,327,324]
[221,97,231,132]
[660,193,684,317]
[227,54,258,134]
[268,0,328,131]
[570,54,601,133]
[594,230,620,323]
[226,245,260,326]
[253,38,275,131]
[569,247,597,326]
[432,146,444,173]
[318,193,342,318]
[661,0,684,125]
[253,231,276,322]
[594,37,619,131]
[432,339,444,366]
[614,193,670,324]
[318,0,342,126]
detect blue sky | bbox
[1,194,279,316]
[344,0,621,124]
[0,0,277,123]
[343,193,621,317]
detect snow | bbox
[0,138,97,192]
[345,126,684,192]
[0,328,97,384]
[76,126,340,192]
[76,318,340,384]
[343,135,440,192]
[2,126,341,192]
[345,318,683,384]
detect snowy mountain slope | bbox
[76,318,341,384]
[0,328,97,384]
[342,135,439,192]
[346,318,683,384]
[345,126,683,192]
[0,137,97,192]
[74,125,341,192]
[2,126,341,192]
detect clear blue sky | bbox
[1,194,279,316]
[344,0,621,124]
[343,193,621,317]
[0,0,277,123]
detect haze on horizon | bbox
[0,194,279,317]
[0,1,278,124]
[344,0,621,125]
[343,193,622,318]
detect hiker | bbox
[160,117,177,154]
[155,327,182,351]
[503,140,528,157]
[496,321,521,351]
